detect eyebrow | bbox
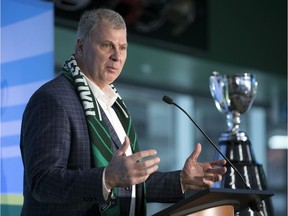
[101,40,127,47]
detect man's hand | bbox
[105,136,160,189]
[180,143,227,191]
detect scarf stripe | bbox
[88,120,113,155]
[92,145,109,167]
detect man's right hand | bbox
[104,136,160,189]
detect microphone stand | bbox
[162,95,264,216]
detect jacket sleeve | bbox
[145,171,185,203]
[20,87,107,205]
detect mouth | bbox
[107,66,118,73]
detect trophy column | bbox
[210,72,274,216]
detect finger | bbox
[204,172,225,185]
[188,143,202,162]
[203,178,214,187]
[182,176,211,190]
[122,159,160,186]
[213,174,223,182]
[204,172,221,182]
[130,149,158,162]
[210,159,227,167]
[206,166,227,176]
[116,136,130,156]
[133,163,160,179]
[135,156,160,170]
[202,164,226,182]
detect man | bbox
[20,8,226,216]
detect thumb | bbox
[116,136,130,156]
[189,143,202,162]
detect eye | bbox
[101,43,113,51]
[119,45,127,53]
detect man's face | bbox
[77,20,127,89]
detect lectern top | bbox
[153,188,273,216]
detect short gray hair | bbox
[76,8,126,41]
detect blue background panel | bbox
[1,0,52,27]
[1,157,24,193]
[1,53,54,87]
[1,0,54,212]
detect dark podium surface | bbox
[153,188,273,216]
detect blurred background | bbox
[1,0,287,215]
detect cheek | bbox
[88,51,104,67]
[121,55,127,66]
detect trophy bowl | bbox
[209,71,258,135]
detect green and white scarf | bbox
[61,55,145,215]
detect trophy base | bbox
[218,132,256,163]
[214,136,274,216]
[220,163,274,216]
[219,131,249,142]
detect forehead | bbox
[90,21,127,44]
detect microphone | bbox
[162,95,264,215]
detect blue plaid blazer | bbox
[20,75,184,215]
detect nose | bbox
[110,48,121,61]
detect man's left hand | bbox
[180,143,227,191]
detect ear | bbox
[76,38,84,55]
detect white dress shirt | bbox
[84,75,136,216]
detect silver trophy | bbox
[209,71,274,216]
[209,71,258,140]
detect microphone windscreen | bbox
[162,95,174,104]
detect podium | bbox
[153,188,273,216]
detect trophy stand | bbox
[210,72,274,216]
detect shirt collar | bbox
[83,74,118,107]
